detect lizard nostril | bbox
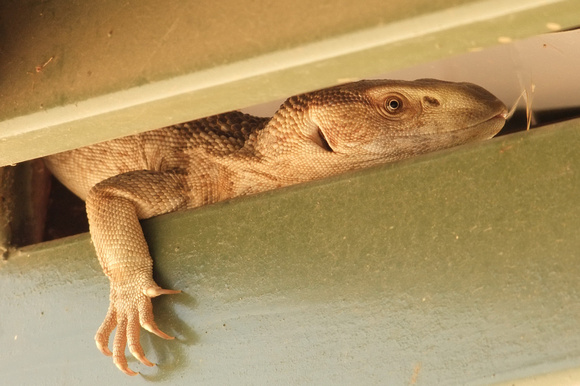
[423,96,440,107]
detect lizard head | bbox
[264,79,507,171]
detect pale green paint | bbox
[0,0,579,166]
[1,119,579,384]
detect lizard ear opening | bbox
[312,126,334,152]
[302,110,334,152]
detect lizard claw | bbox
[143,321,176,340]
[146,286,181,297]
[95,281,179,375]
[96,339,113,357]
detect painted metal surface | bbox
[0,0,578,165]
[1,119,578,384]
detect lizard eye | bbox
[385,97,402,113]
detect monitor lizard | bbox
[44,78,508,375]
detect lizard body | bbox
[44,78,507,375]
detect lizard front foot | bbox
[94,280,180,376]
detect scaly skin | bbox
[44,78,507,375]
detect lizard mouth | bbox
[458,108,508,136]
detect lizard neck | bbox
[250,94,388,184]
[252,95,328,162]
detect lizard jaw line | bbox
[452,110,508,135]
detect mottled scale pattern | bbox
[44,79,507,375]
[177,112,269,156]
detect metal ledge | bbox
[1,0,579,166]
[1,119,578,384]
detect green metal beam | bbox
[1,0,578,166]
[1,118,578,384]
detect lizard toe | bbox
[95,306,117,356]
[111,317,140,376]
[127,313,154,367]
[138,286,177,340]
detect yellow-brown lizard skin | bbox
[44,79,507,375]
